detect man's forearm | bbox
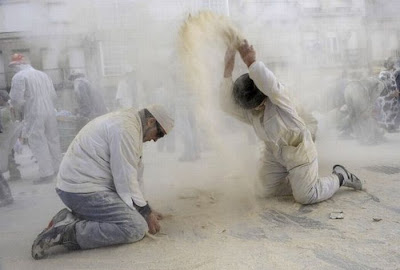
[224,69,232,78]
[224,47,235,78]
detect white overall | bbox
[220,61,339,204]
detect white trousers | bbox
[28,114,62,178]
[257,131,340,204]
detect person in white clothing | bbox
[0,90,22,207]
[115,69,143,109]
[69,72,108,121]
[221,40,363,204]
[9,53,62,184]
[31,104,174,259]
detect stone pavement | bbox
[0,131,399,270]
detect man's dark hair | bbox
[233,73,266,109]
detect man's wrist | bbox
[246,59,256,68]
[224,71,233,78]
[133,201,152,219]
[139,204,152,219]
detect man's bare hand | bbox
[238,39,256,67]
[224,46,236,78]
[146,212,161,234]
[152,210,164,220]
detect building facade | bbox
[0,0,399,111]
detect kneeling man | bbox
[32,105,174,259]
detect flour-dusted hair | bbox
[233,73,266,110]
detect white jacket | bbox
[221,61,311,143]
[220,61,318,171]
[56,108,147,208]
[9,65,57,138]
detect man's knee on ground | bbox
[123,217,148,243]
[292,188,318,205]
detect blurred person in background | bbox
[376,57,399,132]
[115,66,143,109]
[151,80,176,154]
[9,53,62,185]
[328,71,348,112]
[393,67,400,128]
[394,68,400,91]
[220,40,363,205]
[343,78,385,144]
[0,90,22,207]
[31,105,174,259]
[69,72,108,123]
[178,99,201,161]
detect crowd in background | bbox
[331,56,400,145]
[2,52,400,207]
[0,55,203,207]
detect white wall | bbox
[0,2,33,32]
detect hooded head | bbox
[68,71,85,81]
[384,57,396,70]
[379,70,391,82]
[141,104,174,143]
[8,53,27,67]
[233,73,266,110]
[146,104,174,134]
[9,53,30,72]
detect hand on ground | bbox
[146,212,161,234]
[151,210,164,220]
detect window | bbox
[303,0,321,11]
[94,0,137,29]
[332,0,352,10]
[326,33,341,64]
[149,1,191,21]
[303,32,323,65]
[388,32,398,52]
[327,36,338,53]
[48,2,70,24]
[347,31,358,50]
[99,42,127,76]
[200,0,229,16]
[371,31,384,61]
[68,48,86,74]
[304,32,320,51]
[41,49,62,85]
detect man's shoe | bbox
[333,165,364,190]
[31,208,78,260]
[39,208,75,234]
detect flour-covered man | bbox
[32,105,174,259]
[220,40,363,204]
